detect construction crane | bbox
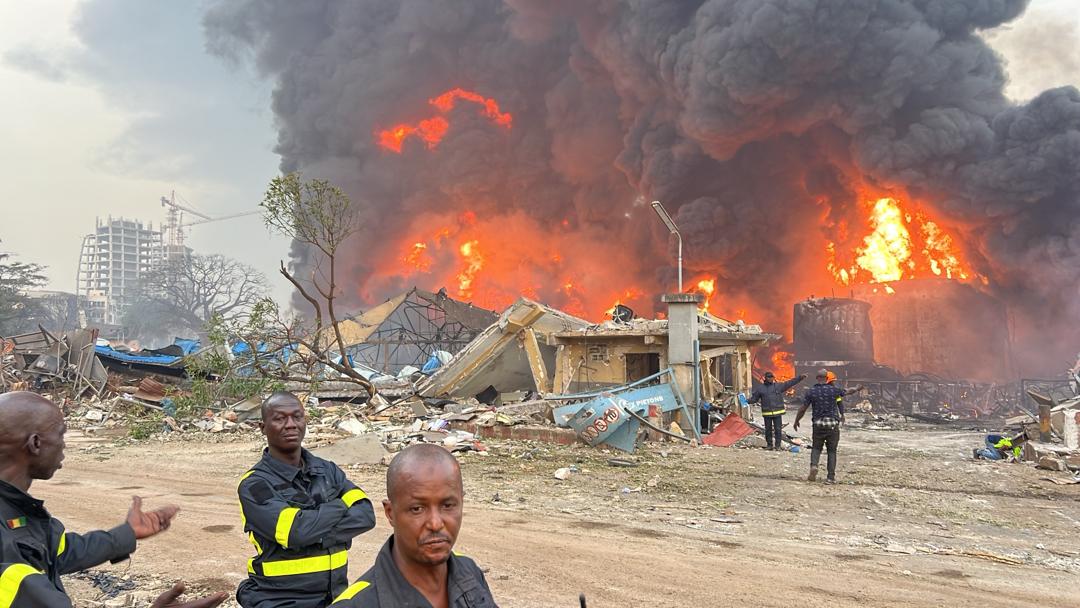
[186,210,262,226]
[159,191,261,258]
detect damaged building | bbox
[792,282,1056,418]
[330,287,498,376]
[418,295,777,410]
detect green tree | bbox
[0,243,47,335]
[237,172,374,395]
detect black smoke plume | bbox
[205,0,1080,378]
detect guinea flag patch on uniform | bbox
[5,516,27,529]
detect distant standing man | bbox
[748,371,807,450]
[0,391,226,608]
[793,369,847,483]
[237,392,377,608]
[331,444,498,607]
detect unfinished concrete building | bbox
[76,216,163,327]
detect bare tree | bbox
[236,172,375,395]
[125,253,269,341]
[23,291,79,333]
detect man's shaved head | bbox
[386,443,462,501]
[0,392,63,450]
[261,390,302,421]
[384,444,464,568]
[0,391,67,487]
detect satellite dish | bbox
[612,304,634,323]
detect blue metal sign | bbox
[555,381,687,453]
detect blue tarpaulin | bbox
[94,346,182,366]
[94,337,199,368]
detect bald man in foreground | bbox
[332,444,498,608]
[0,391,226,607]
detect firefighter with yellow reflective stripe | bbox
[237,392,376,608]
[332,444,497,608]
[0,391,227,608]
[0,566,219,608]
[748,372,807,450]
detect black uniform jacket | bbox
[0,562,74,607]
[331,536,497,608]
[0,479,136,606]
[237,448,376,608]
[747,375,806,415]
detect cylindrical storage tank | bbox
[793,298,875,365]
[851,279,1010,383]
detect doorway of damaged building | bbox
[625,352,661,383]
[708,354,738,390]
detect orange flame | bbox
[692,278,716,312]
[403,242,432,274]
[368,210,648,318]
[828,196,975,291]
[429,88,512,127]
[457,240,484,298]
[377,117,450,153]
[770,350,795,380]
[377,88,511,153]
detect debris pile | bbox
[0,327,108,397]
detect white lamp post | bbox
[651,200,682,292]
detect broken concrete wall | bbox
[552,338,669,394]
[416,298,589,399]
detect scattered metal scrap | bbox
[0,326,107,397]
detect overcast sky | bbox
[1,0,1078,305]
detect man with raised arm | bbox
[0,391,226,608]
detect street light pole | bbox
[650,201,683,292]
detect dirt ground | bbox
[42,418,1080,608]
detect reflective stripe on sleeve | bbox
[0,564,43,608]
[341,489,367,507]
[248,532,262,555]
[332,580,370,604]
[238,470,256,527]
[56,532,67,557]
[261,550,348,577]
[275,507,300,548]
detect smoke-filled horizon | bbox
[204,0,1080,378]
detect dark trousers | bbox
[763,414,783,449]
[810,425,840,479]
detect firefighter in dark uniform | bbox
[237,391,377,608]
[332,443,497,608]
[747,372,807,450]
[0,391,226,608]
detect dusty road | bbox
[42,423,1080,607]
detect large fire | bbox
[367,210,648,321]
[828,196,973,290]
[377,88,512,153]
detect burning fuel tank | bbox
[793,298,875,374]
[850,279,1011,383]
